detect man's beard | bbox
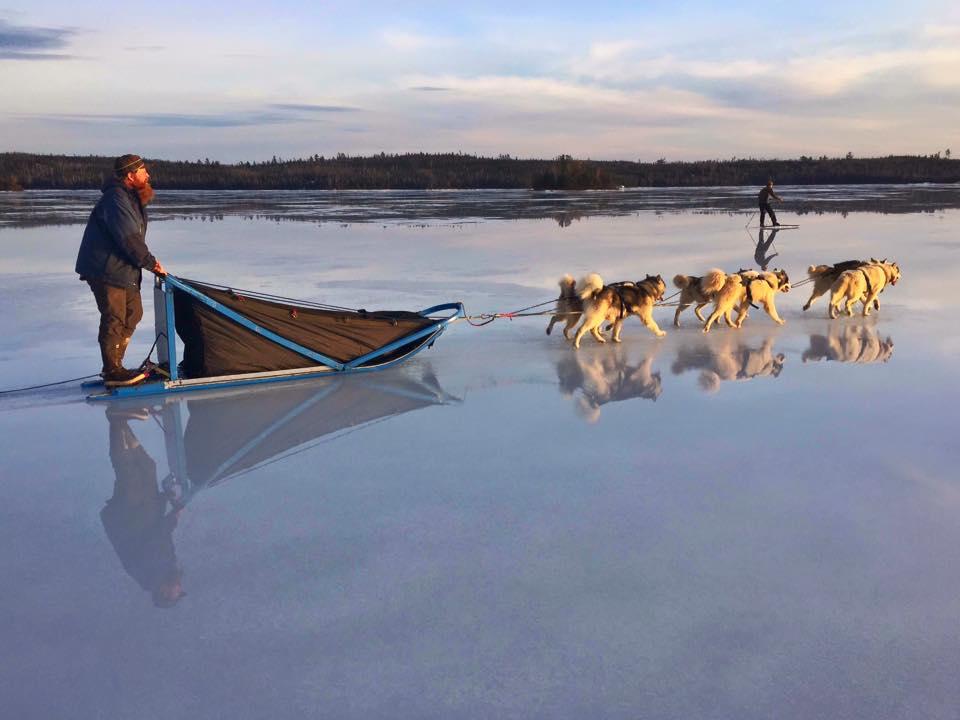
[135,181,154,206]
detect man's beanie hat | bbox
[114,154,145,176]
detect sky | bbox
[2,1,959,163]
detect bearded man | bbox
[76,154,166,386]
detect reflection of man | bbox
[754,228,779,270]
[75,154,166,387]
[100,405,185,608]
[758,179,782,227]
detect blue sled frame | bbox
[87,275,463,400]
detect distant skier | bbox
[758,179,782,227]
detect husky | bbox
[572,273,667,349]
[671,269,728,327]
[828,260,900,319]
[702,269,791,333]
[545,274,584,340]
[803,260,869,311]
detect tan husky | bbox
[828,260,901,319]
[803,260,868,311]
[702,269,791,333]
[572,273,667,348]
[671,269,727,327]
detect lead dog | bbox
[545,274,583,340]
[672,269,727,327]
[702,269,791,333]
[572,273,667,348]
[803,260,868,311]
[828,259,900,318]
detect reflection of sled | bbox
[87,275,463,400]
[118,365,458,500]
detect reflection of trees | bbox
[671,333,785,393]
[4,185,960,228]
[802,323,894,364]
[556,344,662,422]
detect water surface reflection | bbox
[803,323,895,364]
[671,332,786,393]
[98,366,455,606]
[556,344,662,422]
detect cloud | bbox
[269,103,359,113]
[28,111,294,128]
[409,86,450,92]
[20,103,363,129]
[0,19,76,60]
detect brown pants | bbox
[87,279,143,366]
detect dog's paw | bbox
[656,331,666,337]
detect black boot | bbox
[101,342,147,387]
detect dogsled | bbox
[86,275,463,400]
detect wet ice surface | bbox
[1,187,959,719]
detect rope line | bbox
[0,374,100,395]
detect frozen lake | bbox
[1,187,959,719]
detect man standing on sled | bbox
[758,179,783,227]
[76,154,166,387]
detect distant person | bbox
[75,154,166,387]
[758,179,782,227]
[100,404,186,608]
[754,227,779,270]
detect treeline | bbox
[1,151,958,191]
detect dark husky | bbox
[572,273,667,349]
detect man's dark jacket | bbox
[75,177,156,288]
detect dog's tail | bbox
[576,273,604,301]
[672,274,694,290]
[700,268,727,295]
[807,264,832,278]
[557,274,576,297]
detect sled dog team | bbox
[547,259,901,349]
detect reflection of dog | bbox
[672,269,727,327]
[546,274,583,340]
[557,344,661,422]
[671,334,785,393]
[803,260,868,311]
[828,260,901,319]
[572,274,667,348]
[702,269,790,333]
[803,324,894,363]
